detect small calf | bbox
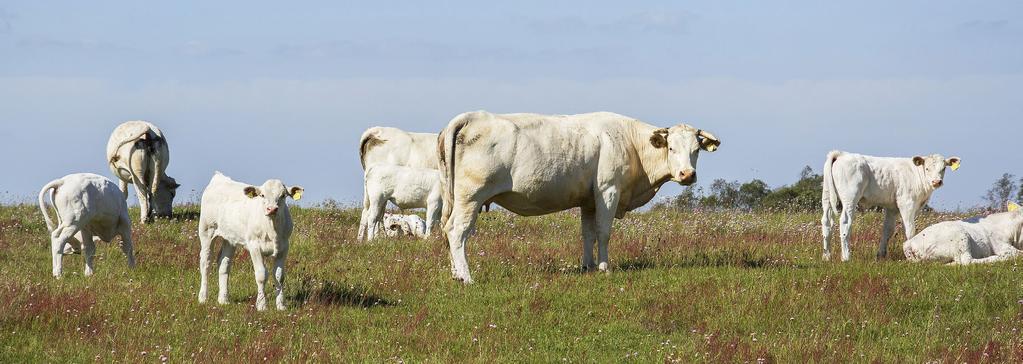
[904,202,1023,265]
[197,172,303,311]
[38,173,135,278]
[358,165,442,241]
[382,213,428,238]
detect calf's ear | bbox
[649,129,668,148]
[1009,201,1020,212]
[243,186,259,198]
[946,157,961,171]
[288,186,305,200]
[912,156,926,166]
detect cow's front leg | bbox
[271,247,288,310]
[248,245,269,311]
[878,208,899,259]
[594,187,620,272]
[898,205,919,241]
[580,207,597,271]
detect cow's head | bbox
[243,179,304,217]
[912,154,960,189]
[151,176,180,217]
[650,125,721,185]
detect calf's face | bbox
[243,179,304,216]
[152,176,180,217]
[912,154,961,189]
[651,125,721,186]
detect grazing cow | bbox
[197,172,303,311]
[382,213,429,238]
[107,121,180,223]
[438,111,721,283]
[821,151,961,261]
[38,173,135,278]
[359,165,442,240]
[904,202,1023,265]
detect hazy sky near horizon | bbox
[1,1,1021,210]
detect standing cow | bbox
[197,172,303,311]
[359,126,440,170]
[904,202,1023,265]
[38,173,135,278]
[438,111,721,283]
[821,151,961,261]
[107,121,180,223]
[359,165,442,240]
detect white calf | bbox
[382,213,428,238]
[38,173,135,278]
[904,202,1023,265]
[197,172,303,311]
[821,151,960,261]
[358,165,442,241]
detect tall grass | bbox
[1,204,1020,362]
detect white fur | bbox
[821,151,960,261]
[197,172,302,311]
[904,210,1023,264]
[438,111,720,283]
[382,213,428,238]
[106,121,179,223]
[38,173,135,278]
[358,165,442,241]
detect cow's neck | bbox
[628,122,674,204]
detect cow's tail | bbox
[822,150,843,216]
[359,127,384,170]
[109,129,152,196]
[438,114,474,236]
[38,177,64,233]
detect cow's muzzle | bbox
[931,180,943,188]
[677,169,697,185]
[266,207,279,216]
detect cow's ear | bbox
[946,157,961,171]
[912,156,925,166]
[1008,201,1020,212]
[288,186,304,200]
[243,186,259,198]
[649,128,668,149]
[697,129,721,152]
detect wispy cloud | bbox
[180,41,243,57]
[0,8,15,34]
[16,36,137,52]
[528,11,695,35]
[959,19,1009,32]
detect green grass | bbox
[2,204,1022,362]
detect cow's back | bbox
[832,153,914,209]
[361,127,439,170]
[55,174,127,238]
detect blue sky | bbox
[1,1,1020,210]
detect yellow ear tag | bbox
[1009,202,1020,212]
[706,144,718,152]
[292,190,303,201]
[950,161,960,171]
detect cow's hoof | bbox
[821,252,831,261]
[598,262,609,272]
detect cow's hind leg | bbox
[50,225,80,278]
[446,200,482,284]
[820,209,834,261]
[839,205,856,262]
[81,229,97,276]
[198,231,214,304]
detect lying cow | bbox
[38,173,135,278]
[438,111,721,283]
[107,121,180,223]
[821,151,961,261]
[359,165,442,240]
[382,213,428,238]
[904,202,1023,264]
[197,172,303,311]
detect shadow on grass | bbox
[292,279,393,308]
[169,210,201,221]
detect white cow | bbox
[821,151,961,261]
[38,173,135,278]
[359,165,442,240]
[197,172,304,311]
[438,111,721,283]
[904,202,1023,265]
[359,126,440,170]
[107,121,180,223]
[382,213,429,238]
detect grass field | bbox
[2,203,1022,362]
